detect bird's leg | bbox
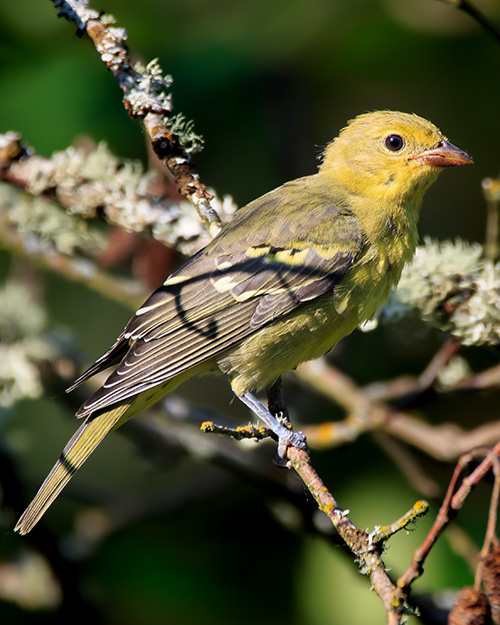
[266,379,297,467]
[238,391,307,465]
[266,377,290,425]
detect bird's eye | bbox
[384,134,405,152]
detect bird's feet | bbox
[238,392,308,466]
[274,428,308,467]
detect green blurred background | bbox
[1,0,499,624]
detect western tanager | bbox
[15,110,472,534]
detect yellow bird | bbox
[15,111,472,535]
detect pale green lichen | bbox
[0,550,62,610]
[435,355,473,390]
[168,113,204,154]
[133,58,173,94]
[24,142,156,220]
[2,140,237,256]
[0,282,46,343]
[380,238,500,346]
[0,183,105,256]
[0,282,59,407]
[153,191,237,254]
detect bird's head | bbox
[320,111,473,206]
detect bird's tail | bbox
[14,401,133,535]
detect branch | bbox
[0,195,143,310]
[287,445,408,623]
[438,0,500,44]
[0,133,237,259]
[398,444,500,591]
[296,359,500,462]
[51,0,222,236]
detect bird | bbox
[15,110,473,535]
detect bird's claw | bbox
[274,429,308,468]
[237,392,307,467]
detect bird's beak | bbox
[411,140,474,168]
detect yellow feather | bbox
[14,402,133,535]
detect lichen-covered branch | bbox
[0,132,237,257]
[378,238,500,347]
[286,445,408,623]
[51,0,223,237]
[0,185,144,309]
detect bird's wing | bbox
[72,203,365,417]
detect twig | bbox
[203,376,417,621]
[276,353,409,621]
[287,445,407,623]
[296,359,500,461]
[370,500,430,544]
[397,338,461,407]
[475,453,500,588]
[482,177,500,262]
[0,208,144,309]
[398,445,500,591]
[438,0,500,43]
[453,362,500,391]
[201,421,273,442]
[51,0,222,237]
